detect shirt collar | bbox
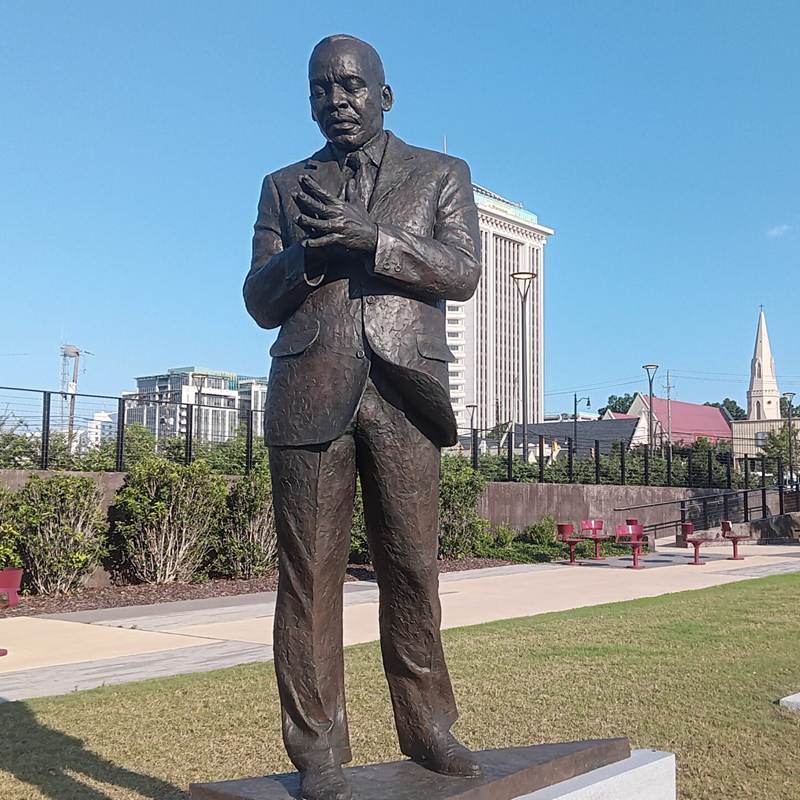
[330,129,387,169]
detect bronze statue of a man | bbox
[244,34,482,800]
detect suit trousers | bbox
[269,360,458,771]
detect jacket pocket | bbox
[269,321,320,357]
[416,334,455,363]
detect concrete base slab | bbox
[521,750,675,799]
[779,692,800,712]
[190,739,631,800]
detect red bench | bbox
[615,523,646,570]
[557,523,583,566]
[721,520,748,561]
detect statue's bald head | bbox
[308,34,393,152]
[310,35,385,84]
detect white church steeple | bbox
[747,308,781,421]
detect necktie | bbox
[343,150,369,207]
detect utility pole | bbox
[665,370,674,460]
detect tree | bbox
[780,396,800,419]
[761,423,800,469]
[597,394,635,417]
[704,398,746,421]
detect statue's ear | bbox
[381,84,394,113]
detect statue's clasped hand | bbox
[294,175,378,253]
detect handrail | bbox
[615,485,780,513]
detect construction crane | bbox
[60,344,93,447]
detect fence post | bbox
[707,451,713,488]
[680,500,687,524]
[507,429,514,482]
[568,438,574,483]
[644,448,650,486]
[620,443,626,485]
[115,397,126,472]
[666,448,673,487]
[761,456,767,518]
[743,488,749,522]
[40,391,51,470]
[538,435,545,483]
[594,440,601,484]
[185,404,194,465]
[744,458,750,490]
[702,497,709,532]
[778,456,785,516]
[726,455,732,490]
[688,451,694,488]
[246,410,255,474]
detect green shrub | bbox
[522,515,558,546]
[492,523,517,549]
[350,480,370,563]
[438,455,490,558]
[0,487,23,569]
[16,474,106,595]
[114,458,227,584]
[216,464,277,579]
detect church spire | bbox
[747,308,781,421]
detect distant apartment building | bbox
[126,367,267,443]
[76,409,118,451]
[447,186,554,432]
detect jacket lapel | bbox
[369,131,415,213]
[302,144,343,198]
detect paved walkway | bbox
[1,542,798,703]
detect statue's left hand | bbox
[294,175,378,253]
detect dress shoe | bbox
[410,729,483,778]
[299,754,352,800]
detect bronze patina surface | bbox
[190,739,631,800]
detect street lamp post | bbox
[573,393,591,458]
[642,364,659,456]
[466,403,478,470]
[784,392,796,489]
[512,270,536,463]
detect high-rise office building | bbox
[447,186,554,431]
[127,367,267,443]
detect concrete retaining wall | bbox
[0,469,126,513]
[478,482,734,538]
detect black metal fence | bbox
[1,385,796,486]
[0,386,266,474]
[454,425,798,491]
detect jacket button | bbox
[365,296,375,304]
[393,265,402,273]
[356,349,365,358]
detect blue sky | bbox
[2,0,798,413]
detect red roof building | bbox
[604,393,732,446]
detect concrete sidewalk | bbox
[1,542,798,702]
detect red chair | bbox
[557,523,582,566]
[721,520,748,561]
[579,519,609,560]
[615,524,646,570]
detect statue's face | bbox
[309,40,392,152]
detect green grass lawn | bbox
[2,574,799,800]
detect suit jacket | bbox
[244,131,481,448]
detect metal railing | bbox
[454,426,794,489]
[615,482,799,538]
[0,386,267,474]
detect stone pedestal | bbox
[190,738,631,799]
[521,750,675,799]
